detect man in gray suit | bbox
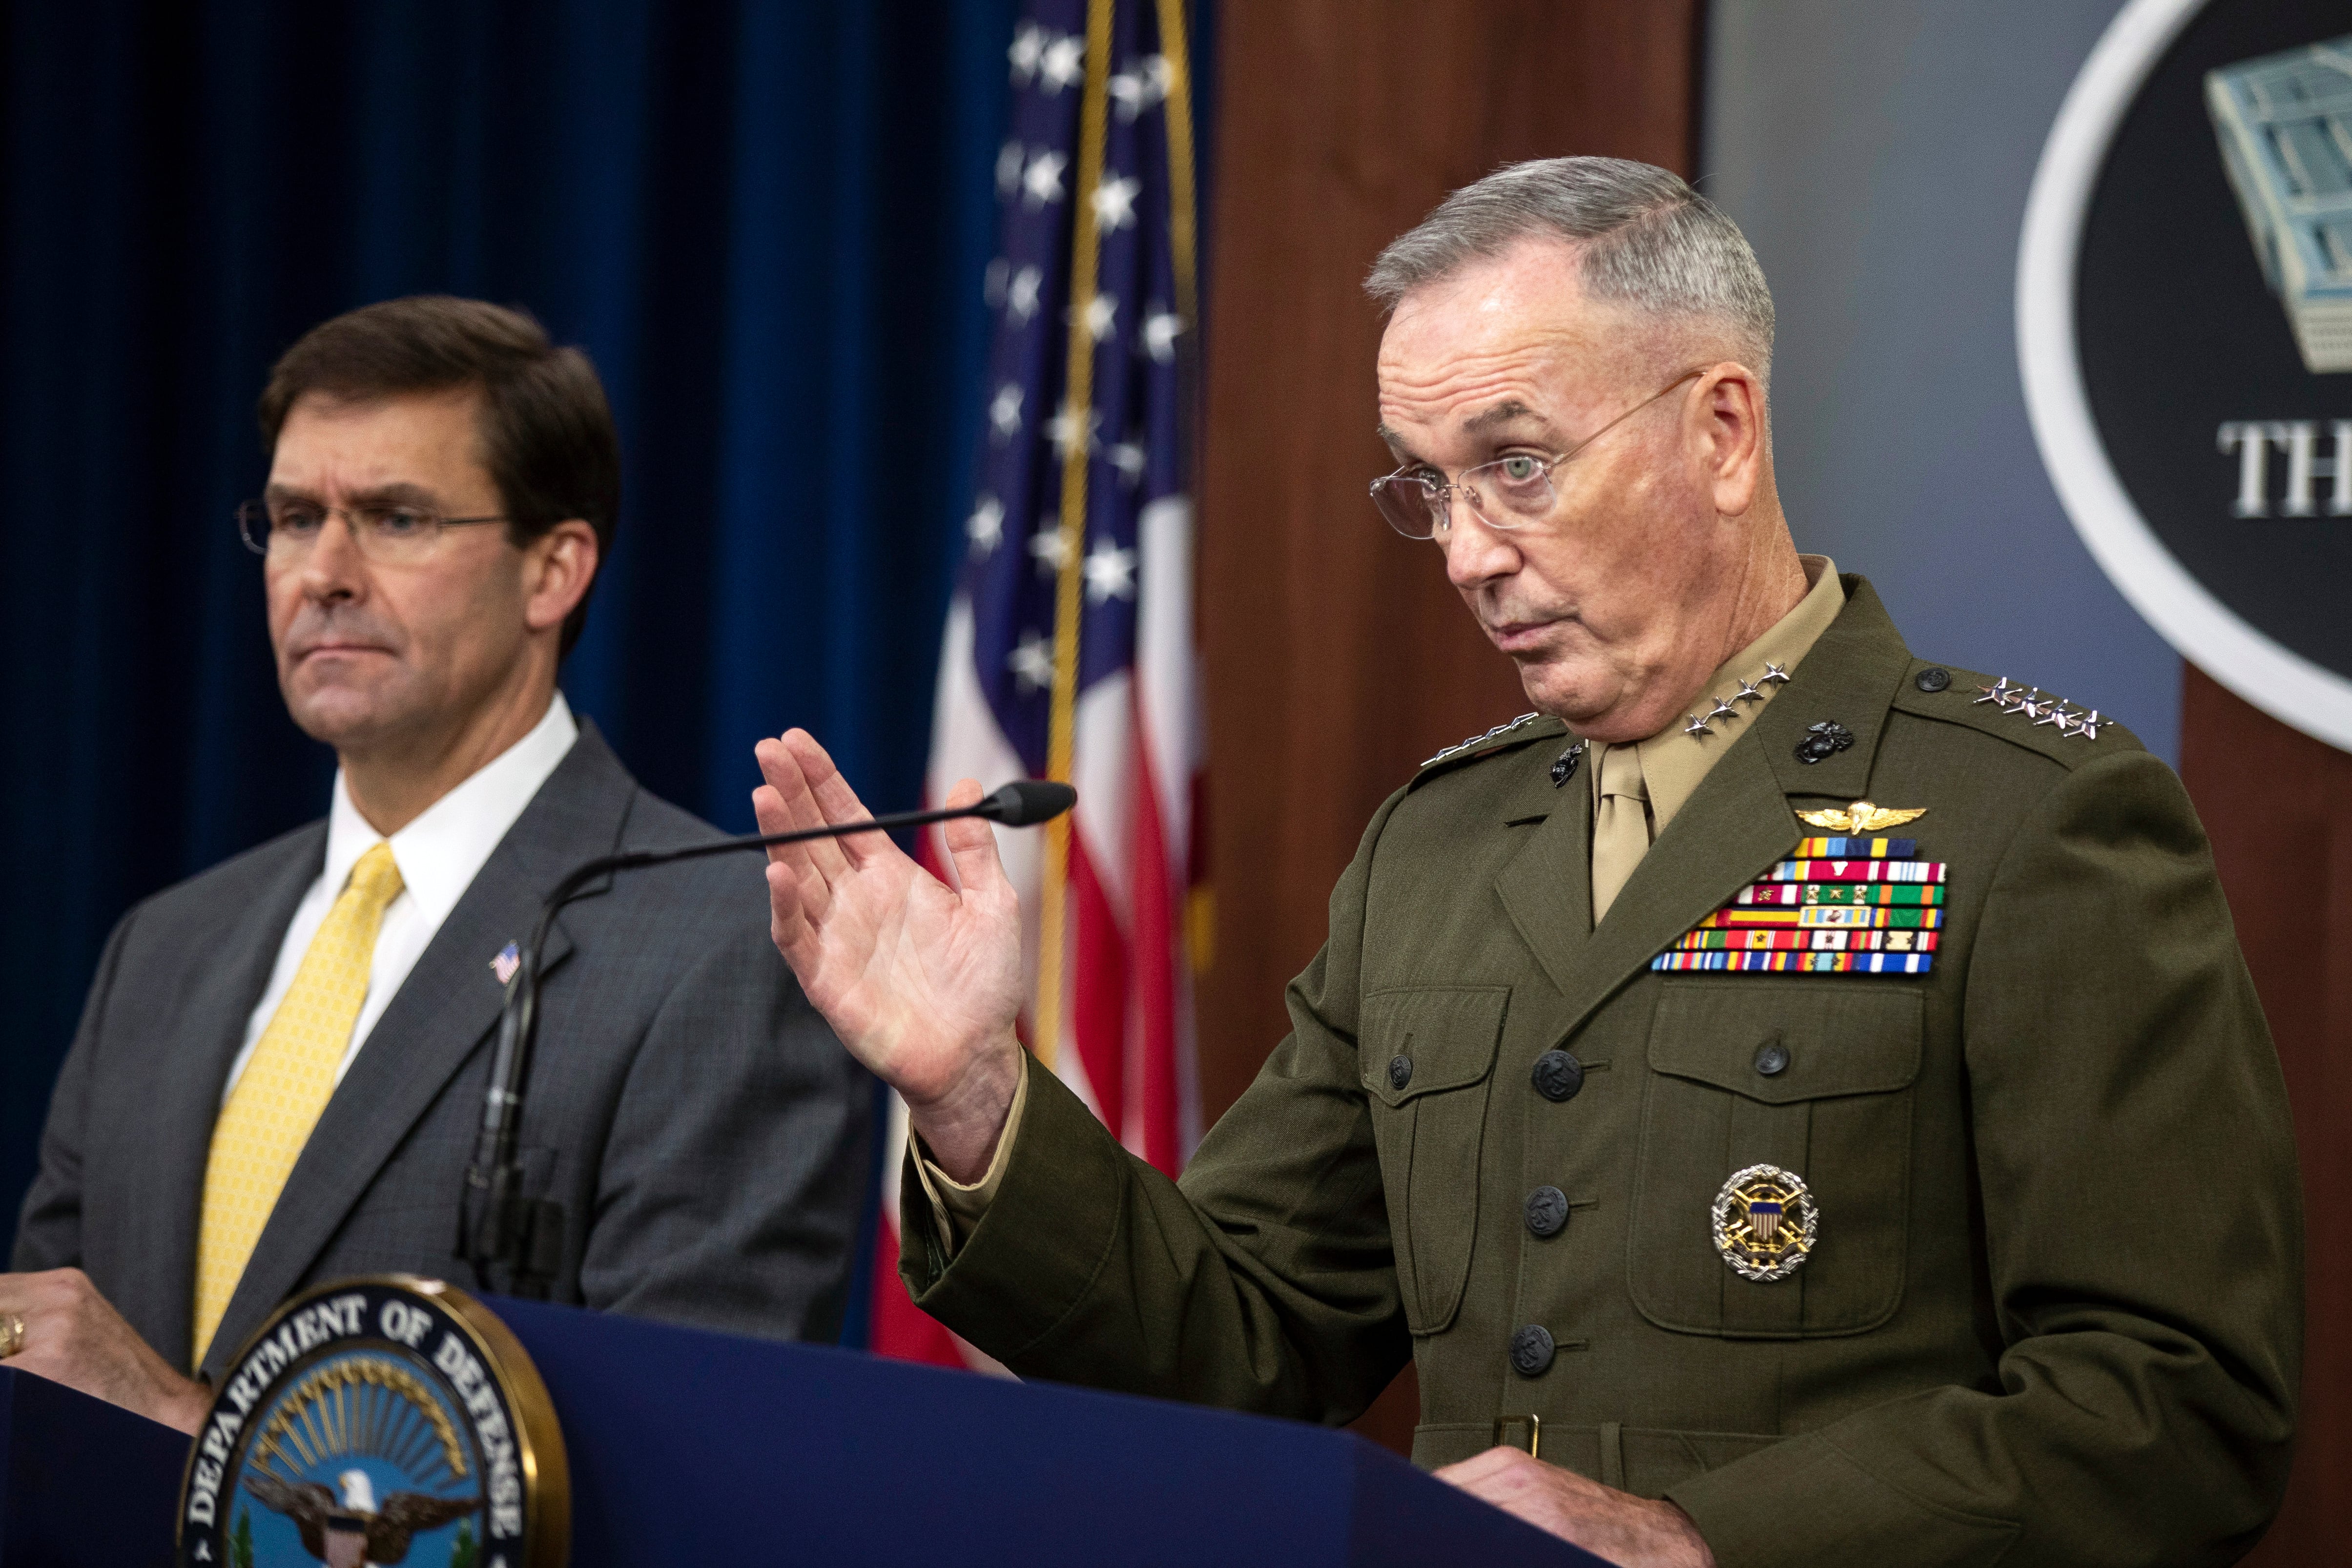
[1,297,868,1431]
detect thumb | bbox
[942,777,1012,902]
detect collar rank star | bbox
[1652,801,1944,976]
[1713,1164,1818,1281]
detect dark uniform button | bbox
[1524,1185,1569,1238]
[1388,1054,1413,1090]
[1531,1050,1584,1101]
[1754,1041,1790,1077]
[1914,666,1952,693]
[1509,1324,1555,1377]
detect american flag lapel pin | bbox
[492,941,520,986]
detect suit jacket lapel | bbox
[136,827,324,1369]
[203,728,637,1375]
[1495,577,1916,1038]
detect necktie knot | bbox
[1598,742,1649,804]
[346,841,404,911]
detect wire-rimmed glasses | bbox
[1368,368,1707,540]
[236,499,514,564]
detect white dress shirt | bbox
[219,692,581,1103]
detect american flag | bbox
[867,0,1207,1370]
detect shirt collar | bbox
[1591,555,1845,835]
[323,691,581,924]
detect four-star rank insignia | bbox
[1712,1164,1818,1281]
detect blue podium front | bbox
[0,1291,1606,1567]
[494,1297,1601,1568]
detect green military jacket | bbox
[906,579,2302,1567]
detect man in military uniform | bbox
[750,159,2301,1566]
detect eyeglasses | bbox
[1368,368,1707,540]
[236,499,513,564]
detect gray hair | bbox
[1365,157,1775,380]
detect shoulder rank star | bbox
[1421,712,1538,767]
[1974,677,2107,740]
[1796,799,1928,834]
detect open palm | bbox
[753,730,1025,1124]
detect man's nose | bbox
[1441,500,1520,588]
[299,514,368,600]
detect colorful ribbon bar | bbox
[1697,906,1944,930]
[1672,928,1940,953]
[1791,836,1917,859]
[1735,883,1944,908]
[1767,858,1946,885]
[1651,949,1934,976]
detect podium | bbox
[0,1293,1606,1566]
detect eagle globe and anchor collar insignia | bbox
[179,1276,567,1568]
[1712,1164,1819,1282]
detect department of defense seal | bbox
[178,1276,567,1568]
[1712,1164,1819,1282]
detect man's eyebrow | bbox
[1462,399,1554,434]
[1374,423,1421,461]
[345,482,443,507]
[262,479,444,507]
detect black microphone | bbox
[457,778,1077,1298]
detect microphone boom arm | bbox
[457,780,1073,1298]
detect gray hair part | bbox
[1365,157,1775,381]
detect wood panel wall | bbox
[2181,668,2344,1565]
[1194,0,1700,1459]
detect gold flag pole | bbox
[1033,0,1117,1072]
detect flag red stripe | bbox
[1127,710,1183,1174]
[1065,822,1128,1135]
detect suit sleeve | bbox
[903,795,1412,1426]
[1669,750,2302,1567]
[574,908,873,1343]
[10,907,137,1271]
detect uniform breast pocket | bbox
[1361,986,1507,1336]
[1629,983,1922,1338]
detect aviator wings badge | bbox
[1795,799,1928,835]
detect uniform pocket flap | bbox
[1361,986,1508,1106]
[1649,983,1922,1103]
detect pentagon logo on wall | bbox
[2022,0,2352,748]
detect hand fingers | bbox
[764,858,818,969]
[755,733,855,886]
[782,729,901,868]
[1434,1446,1534,1487]
[941,777,1015,906]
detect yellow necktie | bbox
[1590,742,1651,925]
[192,842,404,1364]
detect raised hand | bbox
[753,729,1026,1180]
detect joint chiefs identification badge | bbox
[1712,1164,1819,1282]
[178,1276,567,1568]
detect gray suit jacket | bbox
[12,723,871,1382]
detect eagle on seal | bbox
[244,1469,479,1568]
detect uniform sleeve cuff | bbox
[909,1050,1031,1252]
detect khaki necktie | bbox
[1590,743,1651,925]
[192,841,404,1364]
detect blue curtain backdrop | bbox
[0,1,1037,1340]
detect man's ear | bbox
[1700,364,1766,519]
[522,520,599,635]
